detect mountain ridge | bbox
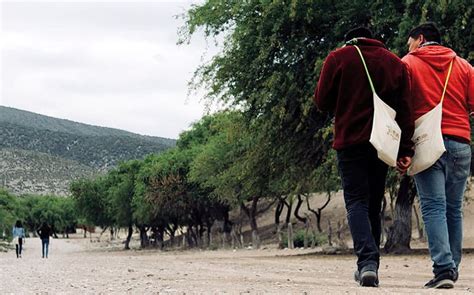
[0,106,176,195]
[0,106,176,144]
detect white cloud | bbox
[0,0,218,139]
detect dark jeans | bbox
[41,239,50,258]
[15,238,23,258]
[337,143,388,271]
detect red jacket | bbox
[314,38,414,157]
[402,45,474,143]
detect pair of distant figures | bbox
[12,220,53,259]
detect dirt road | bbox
[0,236,473,294]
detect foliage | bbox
[0,190,77,239]
[0,189,21,239]
[181,1,473,195]
[282,229,328,248]
[70,177,114,228]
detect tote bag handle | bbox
[353,45,376,94]
[440,60,454,104]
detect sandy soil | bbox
[1,235,473,294]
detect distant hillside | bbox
[0,106,176,195]
[0,148,96,196]
[0,106,176,146]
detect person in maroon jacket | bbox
[314,27,414,287]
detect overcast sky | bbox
[1,0,219,139]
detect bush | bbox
[282,229,328,248]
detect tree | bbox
[107,161,142,249]
[70,177,114,236]
[384,176,417,253]
[188,111,277,248]
[0,189,21,240]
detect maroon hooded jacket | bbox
[314,38,414,157]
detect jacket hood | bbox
[408,45,457,71]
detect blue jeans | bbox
[337,143,388,271]
[414,137,471,275]
[41,239,50,258]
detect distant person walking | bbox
[403,22,474,289]
[37,222,52,258]
[12,220,26,258]
[314,27,414,287]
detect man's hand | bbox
[396,156,412,174]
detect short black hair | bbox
[344,27,373,42]
[15,220,23,227]
[408,22,441,43]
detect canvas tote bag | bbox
[407,60,454,176]
[353,45,401,167]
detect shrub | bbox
[282,229,328,248]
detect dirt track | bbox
[0,236,473,294]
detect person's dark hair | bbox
[408,22,441,43]
[344,27,373,42]
[15,220,23,228]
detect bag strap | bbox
[353,45,376,94]
[440,60,454,104]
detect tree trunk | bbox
[189,226,198,247]
[98,227,108,242]
[206,221,213,248]
[222,232,228,248]
[285,200,293,224]
[287,222,294,249]
[303,218,309,249]
[275,199,285,248]
[275,200,284,226]
[182,231,186,249]
[231,229,236,249]
[327,220,333,247]
[198,225,205,247]
[156,227,164,250]
[277,223,283,248]
[294,195,307,223]
[169,231,175,248]
[110,228,115,241]
[306,193,331,233]
[384,176,416,254]
[241,197,260,249]
[124,225,133,250]
[139,226,149,248]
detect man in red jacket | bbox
[403,23,474,289]
[314,27,414,287]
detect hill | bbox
[0,106,176,195]
[0,148,96,195]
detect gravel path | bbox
[0,236,473,294]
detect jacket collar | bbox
[345,37,387,49]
